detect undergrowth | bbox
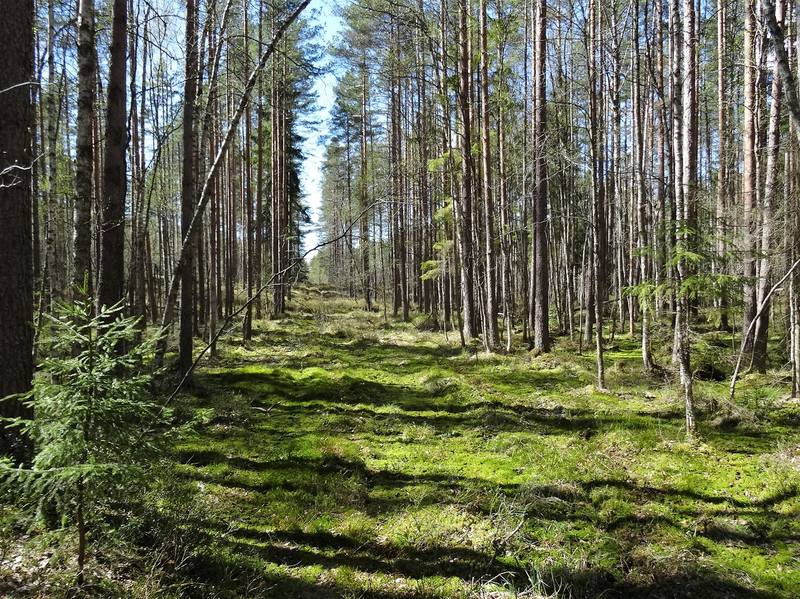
[2,286,799,598]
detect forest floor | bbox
[163,287,800,598]
[3,286,800,598]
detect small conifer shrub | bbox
[1,299,172,584]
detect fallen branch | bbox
[729,257,800,403]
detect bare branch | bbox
[165,200,387,404]
[153,0,312,367]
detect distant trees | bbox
[313,0,800,433]
[0,0,316,388]
[5,0,800,445]
[155,0,313,367]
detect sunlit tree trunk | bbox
[532,0,549,353]
[741,0,758,357]
[753,0,784,372]
[633,0,652,370]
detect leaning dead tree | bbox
[154,0,311,366]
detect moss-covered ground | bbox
[157,287,800,598]
[3,287,799,597]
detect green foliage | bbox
[427,149,461,172]
[420,237,455,282]
[0,299,176,561]
[433,197,454,225]
[668,243,704,269]
[433,239,454,254]
[634,232,745,307]
[624,281,657,314]
[420,260,442,282]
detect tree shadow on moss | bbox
[198,368,693,443]
[171,434,798,597]
[179,527,780,598]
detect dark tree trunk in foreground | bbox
[98,0,128,312]
[0,0,35,462]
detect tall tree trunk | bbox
[457,0,475,340]
[0,0,35,462]
[588,0,606,389]
[360,58,372,311]
[633,0,652,370]
[46,0,59,307]
[716,0,729,331]
[753,0,783,372]
[532,0,549,353]
[242,0,254,341]
[479,0,499,348]
[676,0,696,438]
[741,0,757,356]
[98,0,128,313]
[179,0,198,377]
[255,0,265,320]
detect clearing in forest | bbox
[166,287,800,598]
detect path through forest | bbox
[170,287,800,598]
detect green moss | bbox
[142,286,800,598]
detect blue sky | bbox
[299,0,343,260]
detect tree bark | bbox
[360,58,372,311]
[633,0,652,370]
[741,0,757,356]
[715,0,729,331]
[532,0,549,353]
[588,0,605,389]
[753,0,784,372]
[479,0,499,348]
[457,0,475,341]
[675,0,696,438]
[179,0,198,376]
[98,0,128,313]
[0,0,35,462]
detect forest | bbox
[1,0,800,596]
